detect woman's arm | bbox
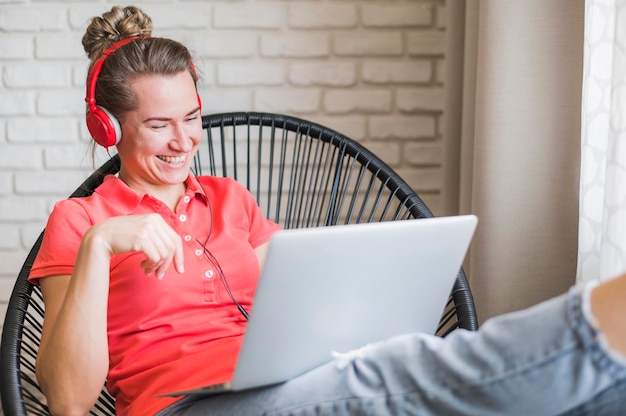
[36,214,184,415]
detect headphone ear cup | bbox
[86,105,122,148]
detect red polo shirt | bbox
[30,174,282,415]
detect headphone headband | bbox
[85,36,147,112]
[85,36,147,149]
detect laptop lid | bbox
[230,214,478,390]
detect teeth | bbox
[158,155,186,164]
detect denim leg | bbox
[162,283,626,416]
[559,377,626,416]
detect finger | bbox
[132,227,166,276]
[148,219,181,278]
[159,222,185,275]
[138,243,165,277]
[147,239,175,279]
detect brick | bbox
[200,90,252,114]
[334,32,403,56]
[186,33,257,58]
[38,89,85,116]
[397,88,445,112]
[73,62,89,87]
[213,4,286,29]
[0,35,34,59]
[324,90,392,114]
[0,276,18,301]
[362,62,432,84]
[198,64,217,86]
[0,92,36,116]
[0,225,21,250]
[149,4,211,30]
[36,33,84,59]
[22,222,47,249]
[362,4,432,28]
[261,34,329,58]
[434,59,445,84]
[69,5,110,30]
[361,141,401,167]
[8,118,79,143]
[0,172,12,195]
[394,167,442,192]
[0,5,66,32]
[369,115,436,140]
[309,116,367,141]
[0,196,47,221]
[4,62,72,88]
[15,171,89,195]
[289,3,357,28]
[218,62,285,86]
[289,62,356,87]
[407,31,446,56]
[255,89,321,114]
[44,145,98,170]
[0,145,43,170]
[0,303,7,327]
[436,5,447,30]
[404,142,442,166]
[0,255,25,282]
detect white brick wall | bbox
[0,0,446,332]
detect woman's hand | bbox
[89,213,185,279]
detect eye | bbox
[150,124,167,130]
[185,114,199,123]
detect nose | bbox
[171,123,194,152]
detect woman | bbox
[30,5,626,416]
[31,5,280,415]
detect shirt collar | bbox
[95,174,209,215]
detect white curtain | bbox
[578,0,626,283]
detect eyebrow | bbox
[142,107,201,123]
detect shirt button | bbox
[195,249,203,256]
[179,214,187,222]
[205,270,214,279]
[183,195,191,203]
[184,235,192,242]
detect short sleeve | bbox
[29,199,93,285]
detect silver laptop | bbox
[162,214,478,397]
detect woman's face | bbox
[116,71,202,194]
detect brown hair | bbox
[82,6,199,123]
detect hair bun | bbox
[82,6,153,61]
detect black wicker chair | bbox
[1,112,478,415]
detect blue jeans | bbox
[159,283,626,415]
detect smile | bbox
[157,155,186,165]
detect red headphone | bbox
[85,36,201,149]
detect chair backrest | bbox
[1,112,478,415]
